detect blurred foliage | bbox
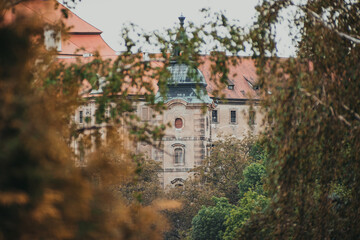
[0,1,257,239]
[0,1,183,239]
[118,157,164,206]
[4,0,359,239]
[238,1,360,239]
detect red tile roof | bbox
[60,37,87,56]
[20,0,102,34]
[6,0,116,58]
[68,35,116,57]
[115,56,259,100]
[6,1,259,101]
[198,56,259,100]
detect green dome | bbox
[154,16,212,104]
[167,63,207,86]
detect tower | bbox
[154,16,212,187]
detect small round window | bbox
[175,118,183,129]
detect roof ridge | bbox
[67,38,89,55]
[21,2,62,29]
[57,2,102,34]
[22,0,102,34]
[98,34,116,55]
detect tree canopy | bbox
[239,1,360,239]
[191,197,235,240]
[2,0,360,239]
[0,1,180,239]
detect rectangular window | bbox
[230,110,236,123]
[141,106,149,121]
[212,110,218,123]
[44,28,61,51]
[249,110,255,125]
[79,111,83,123]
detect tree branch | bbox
[3,0,25,9]
[299,87,359,128]
[301,6,360,44]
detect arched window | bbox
[175,118,183,129]
[174,148,184,164]
[171,178,185,186]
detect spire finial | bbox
[178,14,185,27]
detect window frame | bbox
[174,148,184,165]
[175,117,184,129]
[230,110,237,124]
[212,110,219,123]
[141,106,150,121]
[79,111,83,123]
[249,109,256,125]
[172,143,186,165]
[171,178,185,186]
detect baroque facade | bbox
[11,1,264,188]
[135,17,263,187]
[135,59,263,187]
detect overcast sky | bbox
[69,0,296,56]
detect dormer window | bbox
[227,79,235,90]
[244,75,259,90]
